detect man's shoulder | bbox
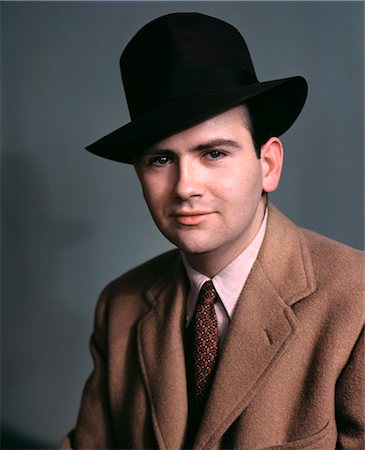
[299,226,364,273]
[96,249,182,309]
[109,248,181,294]
[297,223,364,310]
[266,204,364,305]
[269,203,364,272]
[89,249,183,343]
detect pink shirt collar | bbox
[182,209,268,327]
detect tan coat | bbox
[61,205,364,449]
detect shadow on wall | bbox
[1,153,92,448]
[1,423,53,450]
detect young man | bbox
[61,13,364,449]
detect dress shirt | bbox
[182,209,268,344]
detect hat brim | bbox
[86,76,307,164]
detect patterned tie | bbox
[191,280,220,407]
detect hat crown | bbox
[120,13,258,119]
[86,12,307,164]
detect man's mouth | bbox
[171,211,214,225]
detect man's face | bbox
[135,106,277,269]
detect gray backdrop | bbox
[1,1,364,448]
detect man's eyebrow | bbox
[141,148,174,157]
[191,139,241,152]
[143,138,241,156]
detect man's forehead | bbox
[150,105,252,149]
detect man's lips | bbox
[170,211,214,225]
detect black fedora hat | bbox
[86,12,307,164]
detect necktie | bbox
[191,280,220,407]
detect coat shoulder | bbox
[109,248,181,293]
[299,227,364,317]
[94,249,182,322]
[300,227,364,278]
[266,205,364,322]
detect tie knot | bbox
[199,280,219,305]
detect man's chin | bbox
[162,230,219,255]
[176,241,216,257]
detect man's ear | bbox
[260,137,284,193]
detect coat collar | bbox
[138,204,317,449]
[257,203,316,307]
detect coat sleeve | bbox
[335,327,365,449]
[59,286,117,449]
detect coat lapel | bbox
[137,255,189,450]
[194,205,317,449]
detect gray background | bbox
[1,1,364,448]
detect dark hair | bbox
[240,102,271,198]
[243,98,274,159]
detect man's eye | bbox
[149,155,171,166]
[205,150,225,160]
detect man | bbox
[61,13,364,449]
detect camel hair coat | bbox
[61,204,364,449]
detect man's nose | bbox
[174,159,203,200]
